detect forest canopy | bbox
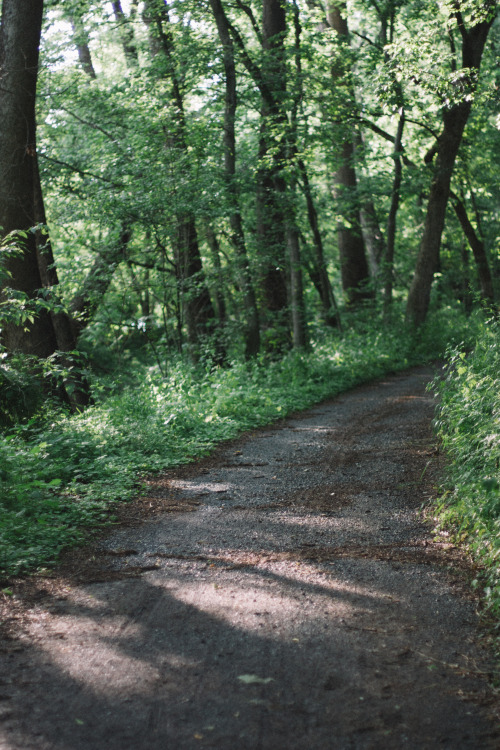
[0,0,498,374]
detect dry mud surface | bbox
[1,366,499,749]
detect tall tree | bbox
[405,0,496,326]
[0,0,58,357]
[65,0,97,79]
[326,1,372,305]
[208,0,261,357]
[256,0,291,347]
[383,108,405,316]
[0,0,92,407]
[142,0,216,358]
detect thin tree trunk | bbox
[142,0,215,358]
[68,11,97,79]
[33,152,78,353]
[208,0,260,357]
[203,224,227,327]
[333,141,372,304]
[221,1,291,347]
[34,154,92,407]
[256,0,290,346]
[451,192,495,307]
[288,224,307,348]
[202,224,228,364]
[383,108,405,316]
[355,131,385,278]
[298,158,341,328]
[286,0,308,349]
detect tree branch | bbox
[39,153,124,188]
[59,106,119,142]
[231,0,262,44]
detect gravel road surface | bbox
[0,365,498,749]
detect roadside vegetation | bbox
[433,317,500,643]
[0,305,477,580]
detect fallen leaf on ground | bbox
[237,674,274,685]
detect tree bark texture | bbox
[256,0,290,339]
[0,0,59,357]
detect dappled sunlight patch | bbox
[145,562,369,632]
[33,622,162,696]
[167,479,233,496]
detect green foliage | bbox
[433,317,500,635]
[0,307,472,580]
[0,356,44,426]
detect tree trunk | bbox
[142,0,216,357]
[0,0,58,357]
[383,108,405,316]
[111,0,138,69]
[288,223,308,348]
[202,224,228,365]
[406,9,495,326]
[33,154,80,354]
[34,154,92,407]
[208,0,260,357]
[326,1,372,305]
[67,10,97,79]
[451,193,495,308]
[70,227,130,337]
[298,158,341,328]
[333,141,372,304]
[256,0,290,347]
[355,132,385,278]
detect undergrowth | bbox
[432,317,500,643]
[0,306,481,579]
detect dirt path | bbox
[1,366,498,749]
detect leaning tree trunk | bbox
[405,7,495,327]
[451,192,495,308]
[298,158,341,328]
